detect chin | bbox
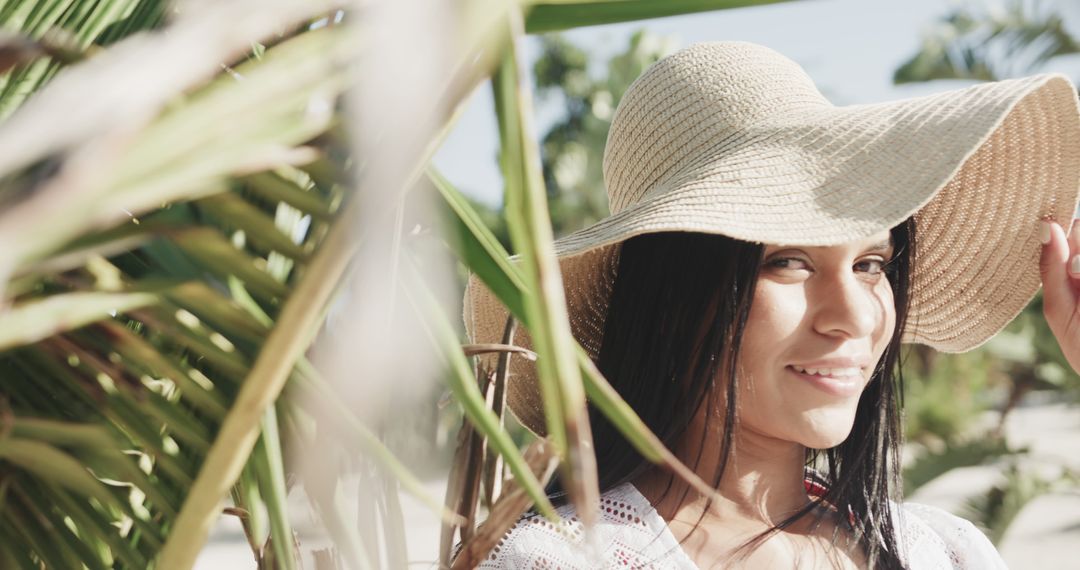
[801,432,852,450]
[796,412,857,449]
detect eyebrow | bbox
[867,239,894,253]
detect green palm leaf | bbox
[0,0,808,568]
[525,0,795,33]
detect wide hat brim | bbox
[464,70,1080,437]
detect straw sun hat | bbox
[463,41,1080,436]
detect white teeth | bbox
[792,365,861,377]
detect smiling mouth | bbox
[789,364,862,378]
[785,365,864,396]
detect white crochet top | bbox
[475,483,1008,569]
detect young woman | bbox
[464,41,1080,568]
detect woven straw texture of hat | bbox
[463,41,1080,436]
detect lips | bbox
[789,356,870,371]
[785,364,865,397]
[789,364,862,378]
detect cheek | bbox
[738,284,806,374]
[874,279,897,351]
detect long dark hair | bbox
[546,219,916,568]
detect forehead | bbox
[763,230,894,252]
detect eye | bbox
[854,257,890,276]
[765,256,810,272]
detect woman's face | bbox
[735,230,897,450]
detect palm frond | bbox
[894,0,1079,83]
[1,0,817,568]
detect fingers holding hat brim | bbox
[1069,219,1080,278]
[1039,219,1080,334]
[1040,220,1069,295]
[1037,218,1080,381]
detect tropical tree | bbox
[472,30,677,248]
[534,30,677,237]
[894,0,1079,84]
[0,1,799,568]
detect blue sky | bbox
[433,0,1080,207]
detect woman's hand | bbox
[1038,219,1080,374]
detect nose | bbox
[811,273,881,339]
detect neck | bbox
[632,399,812,528]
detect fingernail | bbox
[1040,221,1052,244]
[1071,255,1080,275]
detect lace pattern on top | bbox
[475,483,696,569]
[476,483,1008,569]
[894,502,1009,569]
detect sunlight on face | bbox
[735,230,897,449]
